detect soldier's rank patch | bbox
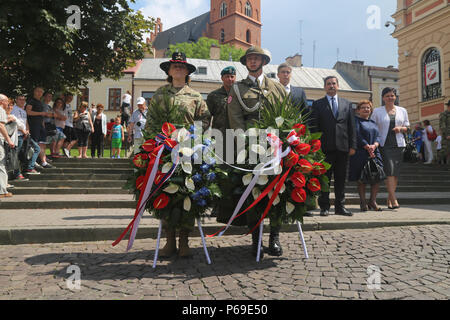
[227,96,233,104]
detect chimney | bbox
[351,60,364,66]
[285,54,303,67]
[210,44,221,60]
[150,17,163,42]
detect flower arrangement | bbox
[127,123,226,230]
[218,96,331,232]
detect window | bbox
[195,67,208,75]
[220,2,227,18]
[77,88,89,108]
[245,2,252,17]
[421,47,442,102]
[220,29,225,43]
[266,72,276,79]
[246,29,251,43]
[108,88,122,111]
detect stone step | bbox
[41,168,133,174]
[51,162,131,169]
[1,193,450,210]
[10,180,127,188]
[52,158,130,165]
[10,187,131,195]
[26,174,130,181]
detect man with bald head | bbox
[0,94,16,197]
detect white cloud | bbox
[137,0,209,31]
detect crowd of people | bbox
[0,87,148,198]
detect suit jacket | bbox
[290,86,308,110]
[310,96,357,153]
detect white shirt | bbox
[248,74,264,88]
[123,94,132,104]
[371,106,410,147]
[423,125,434,143]
[64,104,74,127]
[436,135,442,150]
[0,108,7,143]
[283,84,291,94]
[129,109,147,139]
[11,105,28,137]
[326,94,339,109]
[91,111,107,135]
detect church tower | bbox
[208,0,262,50]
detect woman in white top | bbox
[422,120,434,164]
[91,104,107,158]
[371,88,410,210]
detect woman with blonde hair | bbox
[349,100,384,211]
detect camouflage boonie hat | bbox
[221,66,237,76]
[240,46,271,66]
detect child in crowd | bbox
[110,116,124,159]
[49,98,67,158]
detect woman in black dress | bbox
[349,100,383,211]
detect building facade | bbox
[391,0,449,125]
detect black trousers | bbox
[91,133,104,157]
[319,150,349,211]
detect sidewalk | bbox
[1,204,449,245]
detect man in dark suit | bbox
[277,63,308,114]
[310,76,356,217]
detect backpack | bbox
[427,128,437,141]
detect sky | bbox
[130,0,399,69]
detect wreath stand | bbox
[153,219,212,269]
[255,221,309,263]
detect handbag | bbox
[427,128,437,141]
[4,142,20,172]
[359,158,386,185]
[45,122,57,136]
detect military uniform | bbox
[226,46,287,258]
[439,107,450,161]
[149,52,211,258]
[207,86,229,135]
[151,84,211,132]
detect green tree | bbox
[166,37,245,62]
[0,0,154,96]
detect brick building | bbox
[391,0,449,125]
[150,0,262,58]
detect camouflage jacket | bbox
[439,110,450,137]
[227,75,286,131]
[151,84,211,131]
[206,86,230,134]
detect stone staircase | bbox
[1,158,135,209]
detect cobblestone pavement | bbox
[0,225,449,300]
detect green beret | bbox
[221,66,236,76]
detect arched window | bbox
[246,29,251,43]
[245,2,252,17]
[220,29,225,43]
[422,47,442,102]
[220,2,227,18]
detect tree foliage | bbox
[0,0,154,96]
[166,37,245,62]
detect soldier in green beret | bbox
[227,46,287,259]
[147,52,211,258]
[207,66,237,136]
[439,100,450,164]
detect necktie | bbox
[331,97,338,118]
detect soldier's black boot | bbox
[268,226,283,257]
[251,229,264,259]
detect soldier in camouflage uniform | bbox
[227,46,287,259]
[147,52,211,258]
[439,100,450,164]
